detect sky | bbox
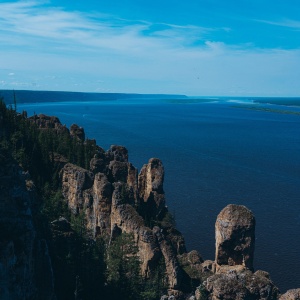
[0,0,300,96]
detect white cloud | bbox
[0,1,299,96]
[0,1,218,54]
[255,18,300,30]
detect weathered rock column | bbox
[138,158,165,219]
[215,204,255,270]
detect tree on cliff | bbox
[0,97,171,299]
[106,232,143,300]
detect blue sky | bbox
[0,0,300,96]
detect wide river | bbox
[17,94,300,292]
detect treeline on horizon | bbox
[253,97,300,106]
[0,89,188,105]
[2,89,300,107]
[0,97,168,300]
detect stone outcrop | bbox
[60,147,186,292]
[110,183,160,276]
[61,163,94,215]
[29,113,69,135]
[280,289,300,300]
[90,172,113,235]
[138,158,166,219]
[90,154,107,174]
[70,123,85,141]
[192,204,281,300]
[178,251,215,289]
[153,226,184,290]
[196,265,279,300]
[215,204,255,270]
[107,145,128,162]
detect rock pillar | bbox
[215,204,255,270]
[138,158,165,219]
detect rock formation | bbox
[138,158,166,219]
[29,113,69,135]
[193,204,280,300]
[197,265,279,300]
[110,183,160,276]
[153,226,184,290]
[58,137,291,300]
[215,204,256,270]
[2,109,299,299]
[280,289,300,300]
[70,123,85,141]
[60,147,186,295]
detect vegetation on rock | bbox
[0,97,171,299]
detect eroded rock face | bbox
[215,204,255,270]
[153,226,184,290]
[280,289,300,300]
[60,153,166,279]
[110,183,160,276]
[60,149,188,292]
[138,158,166,219]
[61,163,94,214]
[197,265,279,300]
[88,173,112,235]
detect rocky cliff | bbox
[2,108,300,300]
[61,146,186,295]
[59,137,298,300]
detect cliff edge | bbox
[1,104,299,300]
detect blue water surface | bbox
[17,95,300,292]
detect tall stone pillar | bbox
[215,204,255,270]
